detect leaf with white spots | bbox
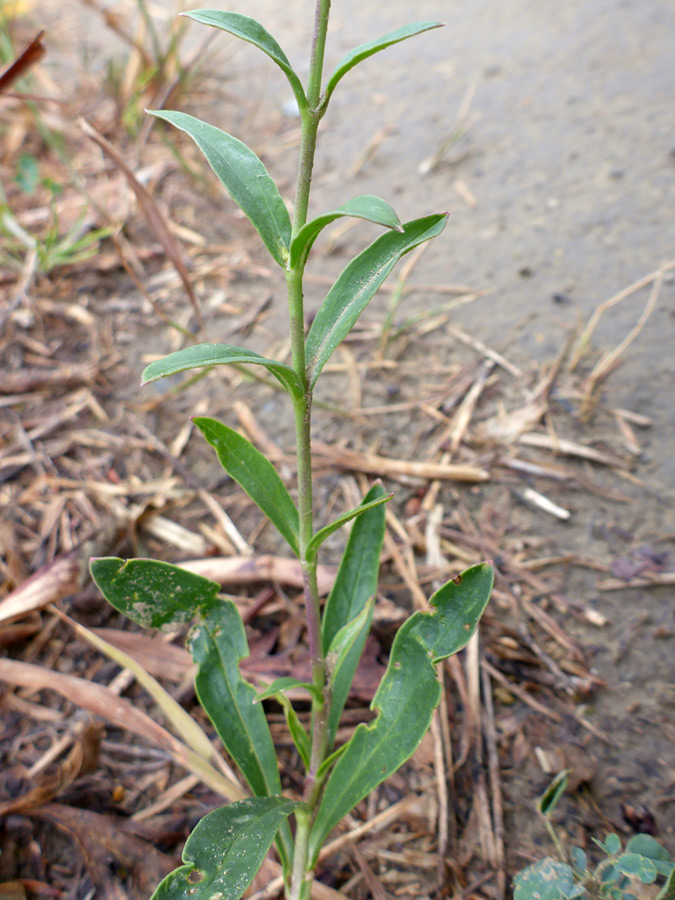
[150,797,299,900]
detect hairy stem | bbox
[287,2,332,899]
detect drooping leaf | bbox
[321,482,387,653]
[305,490,392,562]
[183,10,307,112]
[537,770,569,817]
[90,557,219,629]
[513,860,576,900]
[190,603,294,869]
[305,214,448,385]
[194,417,300,556]
[142,343,303,397]
[323,22,443,108]
[325,599,374,748]
[289,195,402,268]
[150,797,298,900]
[150,110,291,267]
[309,563,493,862]
[254,677,319,704]
[615,855,657,884]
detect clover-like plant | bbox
[514,773,675,900]
[90,4,494,899]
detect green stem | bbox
[286,2,332,899]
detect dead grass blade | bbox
[0,31,46,94]
[312,441,489,482]
[79,118,202,326]
[53,608,237,784]
[182,555,336,595]
[0,657,245,801]
[580,265,665,419]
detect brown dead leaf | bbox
[32,804,177,900]
[0,722,101,816]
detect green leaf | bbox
[150,110,291,267]
[289,195,402,268]
[190,603,280,797]
[513,860,576,900]
[323,22,443,108]
[615,855,657,884]
[600,865,619,884]
[325,599,374,749]
[309,562,493,863]
[276,693,311,769]
[305,214,448,385]
[190,603,294,870]
[625,835,669,862]
[90,557,220,629]
[537,770,569,817]
[656,867,675,900]
[305,491,392,563]
[142,343,303,397]
[183,10,307,112]
[605,835,622,855]
[150,797,298,900]
[561,886,586,900]
[194,417,300,556]
[254,677,320,704]
[570,847,588,877]
[322,482,387,653]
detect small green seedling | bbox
[90,4,494,899]
[514,772,675,900]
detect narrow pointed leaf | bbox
[142,343,303,397]
[306,214,448,385]
[324,22,443,107]
[537,770,569,817]
[277,693,311,769]
[325,599,374,748]
[309,563,493,863]
[306,491,392,562]
[191,603,280,797]
[190,603,293,869]
[194,417,300,556]
[289,195,402,268]
[150,110,291,266]
[150,797,298,900]
[90,557,220,629]
[254,677,319,703]
[184,10,307,112]
[322,482,387,653]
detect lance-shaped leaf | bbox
[142,343,303,398]
[322,482,387,653]
[309,563,493,863]
[305,490,391,563]
[190,602,280,798]
[325,598,374,748]
[289,195,402,269]
[150,110,291,267]
[190,603,294,870]
[184,10,307,113]
[305,214,448,385]
[90,557,220,629]
[150,797,298,900]
[323,22,443,108]
[194,417,300,556]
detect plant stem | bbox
[287,2,332,899]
